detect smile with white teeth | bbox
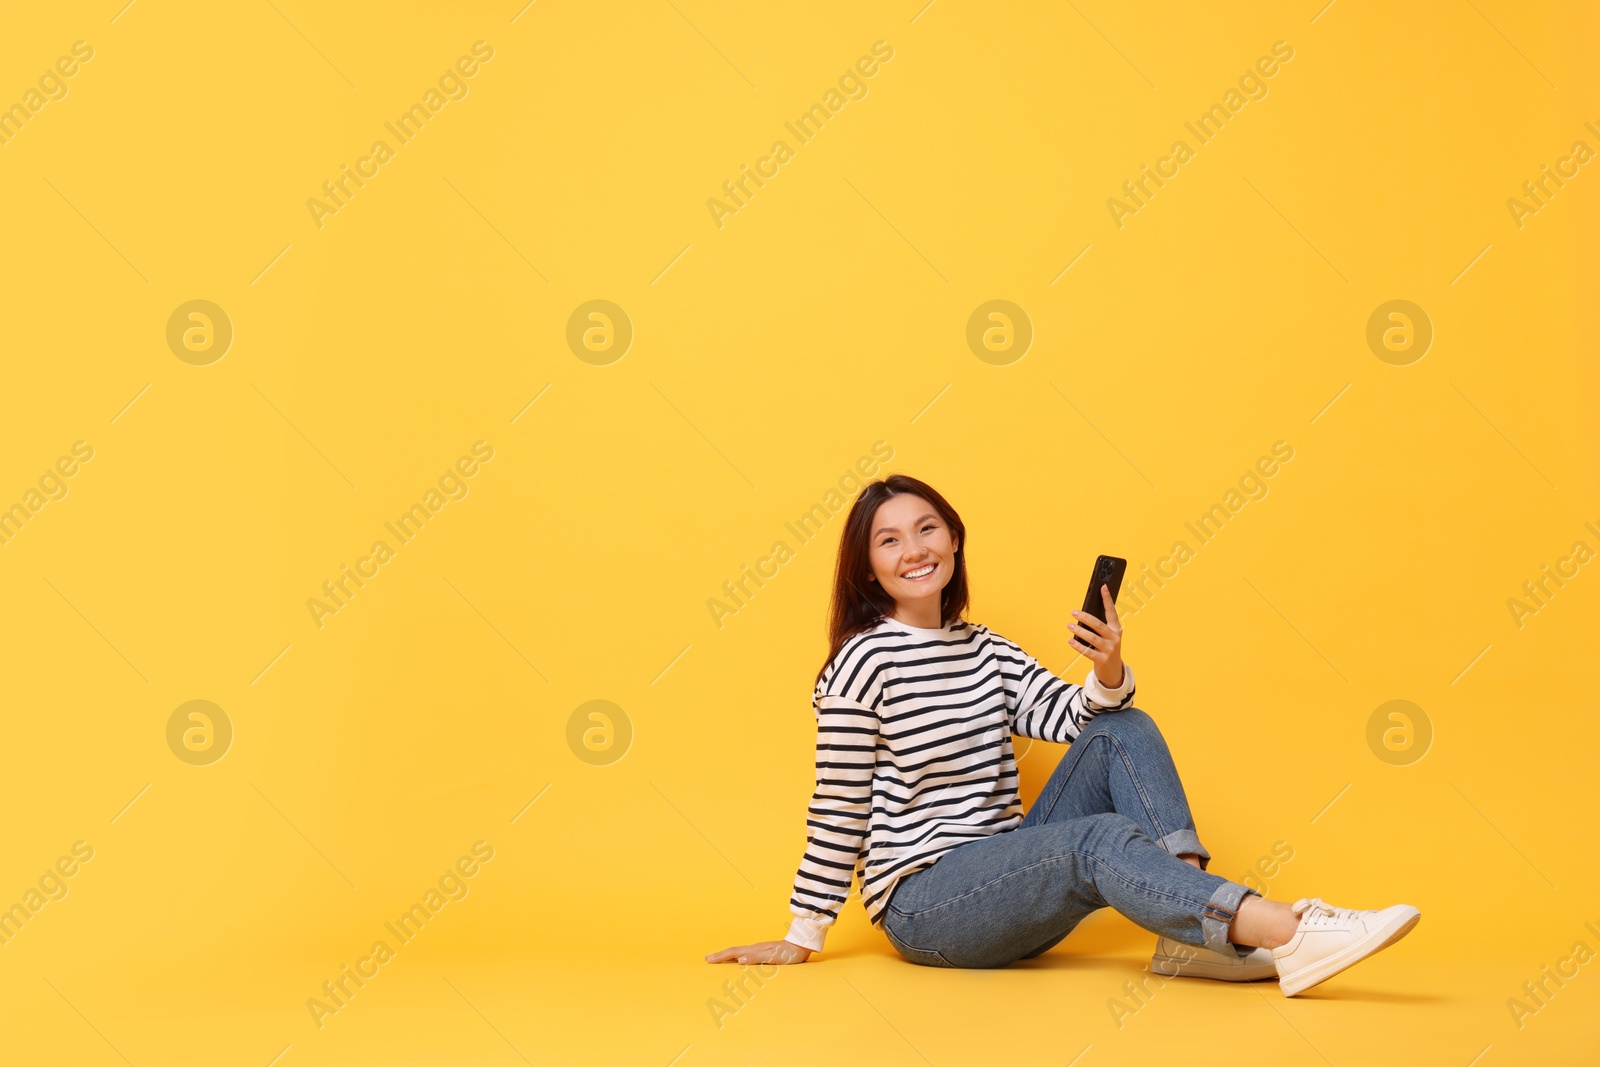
[902,563,937,579]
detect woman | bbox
[705,474,1419,996]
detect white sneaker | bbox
[1272,896,1421,997]
[1152,936,1277,981]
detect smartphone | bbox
[1078,555,1128,633]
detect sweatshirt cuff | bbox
[785,915,829,953]
[1084,661,1135,707]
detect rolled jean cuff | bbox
[1197,880,1258,957]
[1157,828,1210,870]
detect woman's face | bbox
[867,494,959,615]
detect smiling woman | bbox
[706,472,1422,998]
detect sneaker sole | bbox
[1153,953,1277,981]
[1277,907,1421,997]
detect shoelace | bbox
[1290,897,1363,927]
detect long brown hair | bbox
[814,473,970,688]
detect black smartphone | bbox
[1078,555,1128,633]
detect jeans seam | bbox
[1032,730,1118,825]
[1028,732,1096,825]
[1102,728,1172,845]
[1199,881,1255,955]
[899,848,1222,925]
[1026,713,1175,849]
[884,916,954,965]
[1083,849,1222,919]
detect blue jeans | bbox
[880,707,1259,968]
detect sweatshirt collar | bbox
[880,615,967,638]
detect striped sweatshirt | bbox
[784,614,1137,953]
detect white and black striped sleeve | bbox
[987,628,1136,744]
[785,693,879,953]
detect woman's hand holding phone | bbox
[1070,583,1125,689]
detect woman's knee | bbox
[1080,810,1145,850]
[1081,706,1158,741]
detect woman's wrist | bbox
[1095,660,1126,689]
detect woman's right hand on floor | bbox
[705,939,812,965]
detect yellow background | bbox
[1,1,1596,1064]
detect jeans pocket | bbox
[883,913,956,968]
